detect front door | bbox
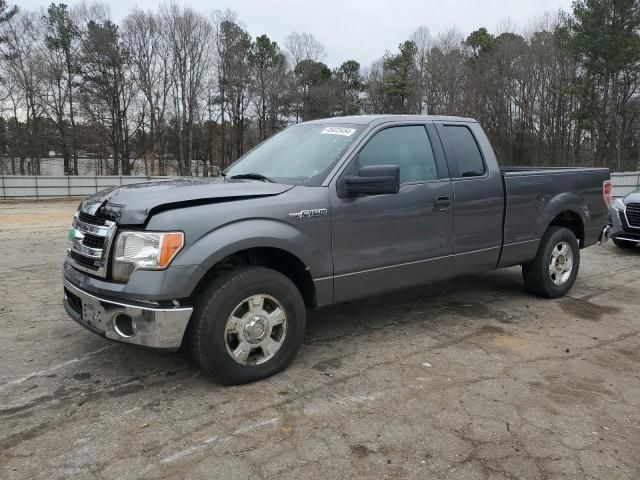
[329,123,454,302]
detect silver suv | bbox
[609,189,640,248]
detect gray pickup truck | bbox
[63,115,611,384]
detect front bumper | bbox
[609,205,640,243]
[63,279,193,350]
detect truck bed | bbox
[498,166,610,268]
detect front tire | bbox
[613,238,638,249]
[188,266,306,385]
[522,226,580,298]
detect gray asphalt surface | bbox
[1,199,639,479]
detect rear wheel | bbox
[613,238,638,249]
[522,226,580,298]
[188,266,306,385]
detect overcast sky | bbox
[20,0,574,67]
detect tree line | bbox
[1,0,639,176]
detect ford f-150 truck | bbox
[63,115,611,384]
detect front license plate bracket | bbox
[82,301,104,330]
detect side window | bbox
[357,126,437,184]
[442,126,485,178]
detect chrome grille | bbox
[82,233,105,249]
[69,250,100,271]
[78,211,107,226]
[67,209,117,278]
[625,203,640,229]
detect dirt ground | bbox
[0,199,639,480]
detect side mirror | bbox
[344,165,400,196]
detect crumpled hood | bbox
[80,178,294,225]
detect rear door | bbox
[329,122,454,302]
[435,122,504,275]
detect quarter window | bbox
[356,126,438,184]
[442,126,485,178]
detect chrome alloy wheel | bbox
[224,294,287,365]
[548,241,574,286]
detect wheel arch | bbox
[549,210,585,246]
[175,219,332,308]
[537,193,588,247]
[191,246,317,308]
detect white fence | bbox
[0,175,180,198]
[611,171,640,197]
[1,171,639,199]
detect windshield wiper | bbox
[228,173,274,183]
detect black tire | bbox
[188,266,306,385]
[522,226,580,298]
[613,238,638,249]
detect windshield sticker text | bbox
[321,127,356,137]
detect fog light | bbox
[114,314,136,338]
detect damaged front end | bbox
[62,177,294,350]
[67,199,122,278]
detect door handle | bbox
[433,195,451,211]
[434,195,450,206]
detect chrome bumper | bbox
[598,225,611,245]
[63,279,193,350]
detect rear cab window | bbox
[441,125,485,178]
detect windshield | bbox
[225,124,364,186]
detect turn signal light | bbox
[159,232,184,268]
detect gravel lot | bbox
[1,199,639,480]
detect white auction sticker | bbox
[321,127,357,136]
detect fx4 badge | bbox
[288,208,328,219]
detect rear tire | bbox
[522,226,580,298]
[613,238,637,249]
[188,266,306,385]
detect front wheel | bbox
[188,266,306,385]
[522,226,580,298]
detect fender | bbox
[535,191,588,239]
[499,190,590,269]
[173,218,332,285]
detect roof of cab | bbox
[299,114,478,126]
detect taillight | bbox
[603,180,612,208]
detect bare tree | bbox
[212,9,236,169]
[249,34,288,141]
[0,11,45,174]
[163,3,212,175]
[426,29,466,115]
[284,31,326,66]
[42,3,81,174]
[0,0,17,40]
[212,11,258,166]
[362,58,385,113]
[73,1,110,26]
[221,20,251,160]
[80,19,137,174]
[123,9,173,175]
[411,26,432,113]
